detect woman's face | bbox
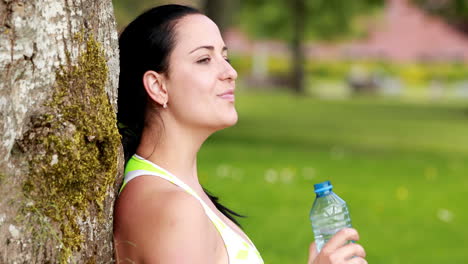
[164,14,238,132]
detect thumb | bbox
[307,242,318,264]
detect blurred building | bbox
[341,0,468,62]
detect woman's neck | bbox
[136,120,211,187]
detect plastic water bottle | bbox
[309,180,352,252]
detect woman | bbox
[113,4,367,264]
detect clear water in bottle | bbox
[309,180,352,252]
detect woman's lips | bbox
[218,89,235,102]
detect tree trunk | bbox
[291,0,306,94]
[204,0,238,34]
[0,0,123,263]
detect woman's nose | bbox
[219,59,238,81]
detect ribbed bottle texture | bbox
[309,181,352,252]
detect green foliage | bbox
[238,0,385,41]
[268,56,291,75]
[229,54,253,76]
[306,60,352,78]
[112,0,202,29]
[198,91,468,264]
[229,53,468,86]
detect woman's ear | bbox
[143,70,168,108]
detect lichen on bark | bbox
[16,31,120,263]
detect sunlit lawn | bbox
[198,90,468,264]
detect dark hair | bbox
[117,4,244,226]
[118,4,200,161]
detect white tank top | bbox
[120,154,264,264]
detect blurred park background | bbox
[112,0,468,263]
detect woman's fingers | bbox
[308,228,366,264]
[321,228,360,254]
[333,243,366,260]
[308,242,318,264]
[347,257,368,264]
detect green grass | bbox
[198,91,468,264]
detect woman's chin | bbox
[217,111,238,130]
[226,115,238,127]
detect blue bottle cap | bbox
[314,180,333,194]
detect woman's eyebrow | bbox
[189,45,228,54]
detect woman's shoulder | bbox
[115,174,208,229]
[114,175,219,262]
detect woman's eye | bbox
[224,58,231,64]
[197,57,211,64]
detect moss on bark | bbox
[16,32,120,263]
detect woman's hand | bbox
[307,228,367,264]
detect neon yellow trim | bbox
[235,249,249,260]
[119,182,127,194]
[120,156,170,194]
[124,156,168,176]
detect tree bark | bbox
[0,0,123,263]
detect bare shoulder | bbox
[114,175,206,227]
[114,176,218,263]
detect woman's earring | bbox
[163,102,167,109]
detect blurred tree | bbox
[239,0,384,93]
[204,0,239,34]
[112,0,202,29]
[114,0,236,33]
[413,0,468,34]
[291,0,306,94]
